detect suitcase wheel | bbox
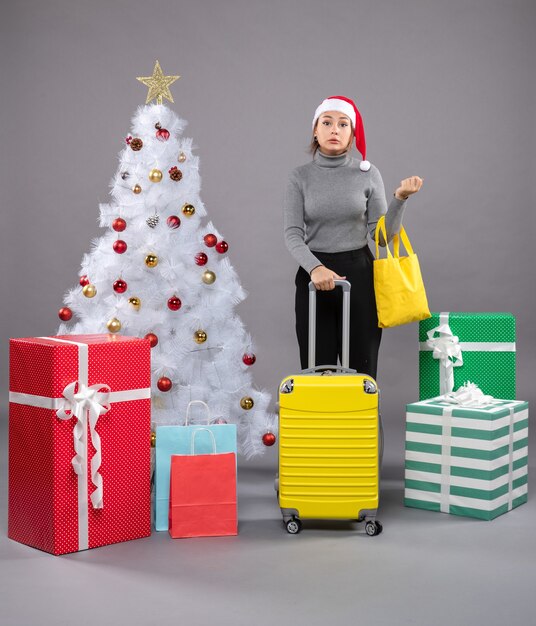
[365,520,382,536]
[286,517,302,534]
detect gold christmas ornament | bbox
[202,270,216,285]
[178,152,187,163]
[194,330,207,344]
[136,60,180,105]
[82,284,97,298]
[150,431,156,448]
[145,253,159,268]
[133,184,142,194]
[148,168,163,183]
[128,296,141,310]
[182,203,195,217]
[107,317,122,333]
[240,396,254,410]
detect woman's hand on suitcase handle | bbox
[310,266,346,291]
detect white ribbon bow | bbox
[441,381,500,408]
[56,381,111,509]
[426,323,463,394]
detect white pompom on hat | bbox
[312,95,371,172]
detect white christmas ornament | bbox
[58,103,276,456]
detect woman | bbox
[284,95,423,379]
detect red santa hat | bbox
[312,95,370,172]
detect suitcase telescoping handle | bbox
[308,279,352,370]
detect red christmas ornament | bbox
[195,252,208,266]
[167,215,181,230]
[113,240,127,254]
[155,124,170,142]
[79,275,90,287]
[157,377,172,392]
[113,279,128,293]
[144,333,158,348]
[262,433,276,447]
[204,233,217,248]
[167,295,182,311]
[112,217,127,232]
[58,307,72,321]
[242,353,256,366]
[216,240,229,254]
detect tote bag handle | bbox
[392,227,415,258]
[375,215,415,259]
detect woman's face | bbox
[315,111,353,156]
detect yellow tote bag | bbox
[373,215,431,328]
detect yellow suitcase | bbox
[277,280,383,536]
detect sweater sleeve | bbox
[283,173,323,274]
[366,165,407,246]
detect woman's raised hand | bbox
[395,176,423,201]
[310,266,346,291]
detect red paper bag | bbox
[169,429,237,538]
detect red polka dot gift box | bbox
[8,334,152,555]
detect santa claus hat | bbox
[312,95,370,172]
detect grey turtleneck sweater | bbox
[283,150,407,274]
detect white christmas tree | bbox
[57,62,277,457]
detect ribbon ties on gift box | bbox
[441,381,501,408]
[436,382,514,513]
[56,381,111,509]
[426,321,463,395]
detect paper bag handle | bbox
[185,400,210,425]
[190,428,217,455]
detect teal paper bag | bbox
[154,401,237,531]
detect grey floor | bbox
[1,416,535,626]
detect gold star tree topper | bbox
[137,60,180,105]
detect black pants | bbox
[295,247,382,379]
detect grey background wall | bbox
[1,0,535,470]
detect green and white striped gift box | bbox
[405,397,529,520]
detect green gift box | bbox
[405,397,529,520]
[419,312,516,400]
